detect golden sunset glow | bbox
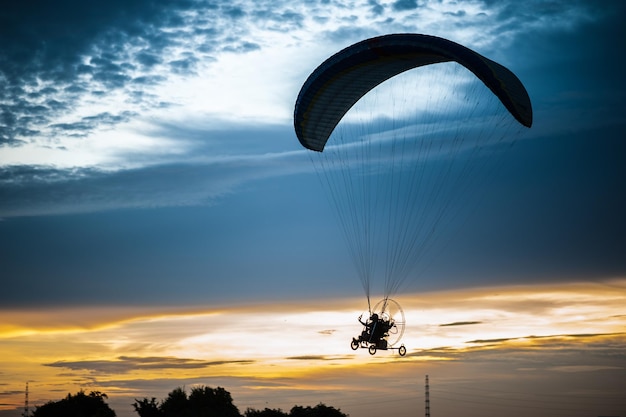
[2,280,624,417]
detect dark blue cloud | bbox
[391,0,418,12]
[169,56,201,75]
[0,0,194,144]
[0,0,194,82]
[48,111,136,136]
[136,52,163,68]
[0,0,281,145]
[367,0,385,16]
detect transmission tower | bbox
[425,375,430,417]
[22,382,29,417]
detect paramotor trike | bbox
[351,298,407,356]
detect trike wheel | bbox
[398,345,407,356]
[368,345,377,355]
[351,339,360,350]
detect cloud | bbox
[285,355,350,361]
[465,332,626,351]
[548,365,624,373]
[466,337,516,344]
[0,1,195,144]
[0,0,304,148]
[0,125,309,217]
[49,111,137,137]
[44,356,255,375]
[410,332,626,362]
[439,321,482,327]
[2,0,604,151]
[392,0,418,12]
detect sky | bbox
[1,0,625,416]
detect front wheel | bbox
[398,345,406,356]
[351,339,359,350]
[368,345,377,355]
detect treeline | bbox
[31,386,348,417]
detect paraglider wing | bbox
[294,33,533,152]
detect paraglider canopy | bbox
[294,33,532,152]
[293,33,533,311]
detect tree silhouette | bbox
[290,404,347,417]
[132,397,162,417]
[134,386,241,417]
[244,407,288,417]
[159,387,189,417]
[32,390,116,417]
[133,386,348,417]
[188,386,240,417]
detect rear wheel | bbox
[368,345,377,355]
[351,339,360,350]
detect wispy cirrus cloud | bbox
[0,125,309,217]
